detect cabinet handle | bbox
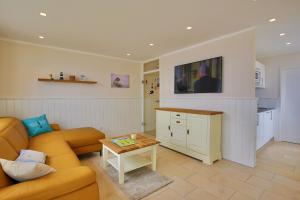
[176,121,180,124]
[171,132,173,137]
[271,111,273,120]
[168,125,170,130]
[176,114,180,117]
[187,129,189,135]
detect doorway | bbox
[280,67,300,143]
[143,59,159,136]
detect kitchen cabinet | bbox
[156,108,222,165]
[256,110,274,150]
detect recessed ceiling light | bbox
[286,42,292,45]
[40,12,47,17]
[186,26,192,30]
[269,18,277,22]
[149,43,154,46]
[126,53,131,56]
[38,35,45,39]
[280,33,286,36]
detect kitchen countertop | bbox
[257,108,275,113]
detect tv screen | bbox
[174,56,222,94]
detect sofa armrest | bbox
[0,166,97,200]
[50,123,61,131]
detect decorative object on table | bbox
[111,73,129,88]
[112,137,136,147]
[130,133,137,140]
[69,75,76,81]
[59,72,64,80]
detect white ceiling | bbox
[0,0,299,61]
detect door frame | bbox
[141,69,160,132]
[279,66,300,142]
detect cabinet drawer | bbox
[171,112,186,119]
[171,118,186,127]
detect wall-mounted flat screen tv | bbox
[174,56,222,94]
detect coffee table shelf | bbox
[100,134,160,184]
[107,155,152,173]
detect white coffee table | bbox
[100,134,159,184]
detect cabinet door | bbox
[187,114,209,155]
[256,112,265,150]
[170,124,187,148]
[156,111,171,142]
[264,111,274,142]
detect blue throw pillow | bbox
[22,114,53,137]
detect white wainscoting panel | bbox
[160,97,257,167]
[0,98,142,138]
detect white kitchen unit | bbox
[156,107,223,165]
[256,61,266,88]
[256,109,274,150]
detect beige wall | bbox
[160,30,256,99]
[257,52,300,99]
[0,39,142,98]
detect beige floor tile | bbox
[229,192,256,200]
[272,174,300,192]
[266,182,300,200]
[185,188,220,200]
[210,174,263,200]
[260,191,294,200]
[246,176,272,190]
[187,174,235,200]
[145,188,184,200]
[167,177,197,197]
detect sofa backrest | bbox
[0,117,29,188]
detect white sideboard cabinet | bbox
[156,108,223,165]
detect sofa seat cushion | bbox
[61,128,105,148]
[29,139,73,157]
[46,154,80,170]
[29,131,64,144]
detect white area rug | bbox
[105,165,172,200]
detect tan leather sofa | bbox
[0,117,105,200]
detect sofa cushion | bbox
[46,154,80,170]
[0,138,17,188]
[29,139,74,157]
[73,144,102,155]
[16,149,46,164]
[22,114,53,137]
[0,166,96,200]
[0,158,56,182]
[61,127,105,148]
[29,131,64,144]
[0,118,29,153]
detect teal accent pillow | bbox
[22,114,53,137]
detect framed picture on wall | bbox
[111,73,130,88]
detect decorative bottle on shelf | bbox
[59,72,64,80]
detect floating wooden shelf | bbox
[38,78,97,84]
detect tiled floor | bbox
[80,140,300,200]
